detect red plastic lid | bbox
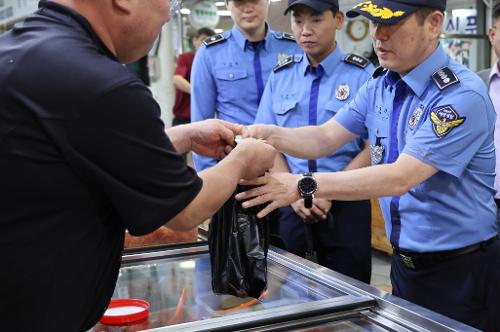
[100,299,150,326]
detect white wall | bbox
[148,23,176,128]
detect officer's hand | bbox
[311,199,332,221]
[190,119,244,159]
[236,172,300,218]
[291,199,331,224]
[232,138,276,180]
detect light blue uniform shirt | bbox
[191,25,300,171]
[335,45,497,252]
[255,47,373,174]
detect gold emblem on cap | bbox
[353,1,405,20]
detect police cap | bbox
[346,0,446,24]
[284,0,339,15]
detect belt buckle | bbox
[399,253,416,269]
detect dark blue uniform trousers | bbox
[279,200,372,283]
[391,239,500,332]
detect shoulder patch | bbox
[274,31,296,42]
[273,55,295,72]
[432,67,459,90]
[344,54,370,69]
[203,34,226,47]
[372,66,387,78]
[430,105,466,138]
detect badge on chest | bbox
[335,85,350,101]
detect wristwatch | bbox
[298,172,317,209]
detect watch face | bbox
[299,177,317,195]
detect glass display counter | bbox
[92,243,479,332]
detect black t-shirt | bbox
[0,1,202,330]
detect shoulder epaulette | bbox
[273,55,295,72]
[373,66,387,78]
[344,54,370,69]
[203,34,226,47]
[432,67,460,90]
[274,31,296,42]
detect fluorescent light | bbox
[180,8,191,14]
[217,10,231,16]
[214,29,224,33]
[215,1,225,6]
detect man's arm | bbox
[343,141,371,171]
[172,54,191,93]
[172,75,191,94]
[167,138,276,231]
[237,153,438,218]
[250,118,358,161]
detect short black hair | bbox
[493,2,500,23]
[415,7,444,25]
[195,27,216,38]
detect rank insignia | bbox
[344,53,370,68]
[408,104,424,130]
[203,34,226,47]
[277,53,289,65]
[430,105,465,138]
[281,32,295,41]
[335,85,350,101]
[273,55,294,72]
[432,67,459,90]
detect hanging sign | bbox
[189,0,220,29]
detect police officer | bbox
[237,1,500,330]
[254,0,373,282]
[190,0,300,172]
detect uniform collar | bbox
[489,61,500,80]
[38,1,117,61]
[301,45,344,77]
[231,24,272,51]
[393,44,448,97]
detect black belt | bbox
[394,235,498,270]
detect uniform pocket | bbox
[321,100,346,125]
[272,99,301,127]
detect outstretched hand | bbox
[190,119,246,159]
[235,172,300,218]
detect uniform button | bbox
[9,59,14,64]
[229,73,234,79]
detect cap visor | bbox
[284,1,332,15]
[346,0,418,24]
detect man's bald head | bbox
[51,0,171,64]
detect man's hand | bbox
[230,138,277,180]
[236,172,300,218]
[292,198,332,224]
[189,119,246,159]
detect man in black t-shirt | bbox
[0,1,276,331]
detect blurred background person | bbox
[172,27,215,127]
[478,1,500,230]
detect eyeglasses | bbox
[170,0,182,15]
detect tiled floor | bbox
[370,250,392,293]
